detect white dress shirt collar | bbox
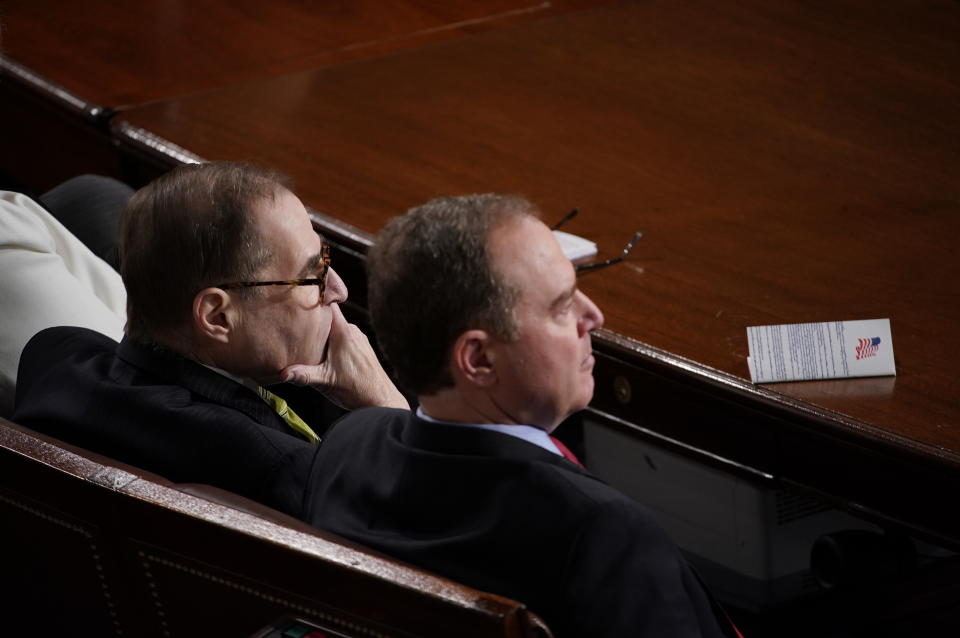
[416,406,562,457]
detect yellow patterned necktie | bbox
[259,388,320,445]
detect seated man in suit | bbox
[303,194,740,637]
[13,161,407,519]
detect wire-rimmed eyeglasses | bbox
[215,244,331,302]
[551,209,642,273]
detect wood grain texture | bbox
[0,0,611,108]
[115,0,960,465]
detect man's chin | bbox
[575,381,595,412]
[582,372,595,393]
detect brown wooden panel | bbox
[0,418,552,637]
[0,79,122,191]
[113,0,960,471]
[587,334,960,547]
[1,0,614,109]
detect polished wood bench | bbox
[0,417,552,637]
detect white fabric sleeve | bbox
[0,191,126,416]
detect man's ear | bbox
[192,287,235,343]
[451,329,497,388]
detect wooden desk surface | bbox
[0,0,607,110]
[114,0,960,537]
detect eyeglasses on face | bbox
[215,244,331,302]
[551,209,643,273]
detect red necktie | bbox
[550,435,585,468]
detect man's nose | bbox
[324,267,349,305]
[577,291,604,334]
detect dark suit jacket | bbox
[13,326,323,519]
[305,408,737,638]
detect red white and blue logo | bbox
[856,337,881,360]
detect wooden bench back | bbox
[0,417,552,637]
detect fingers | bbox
[280,364,313,386]
[321,302,349,352]
[281,305,359,385]
[328,301,349,333]
[280,305,407,410]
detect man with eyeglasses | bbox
[301,194,741,637]
[13,161,407,520]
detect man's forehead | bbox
[254,191,323,265]
[253,189,304,223]
[490,216,574,302]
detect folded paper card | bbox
[746,318,895,384]
[553,230,598,262]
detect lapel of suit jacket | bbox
[116,336,288,432]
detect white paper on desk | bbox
[746,319,896,383]
[553,230,597,261]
